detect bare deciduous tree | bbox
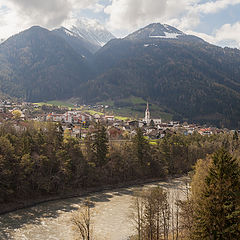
[72,200,94,240]
[129,190,145,240]
[130,187,171,240]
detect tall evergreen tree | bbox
[88,123,109,168]
[132,128,150,166]
[193,149,240,240]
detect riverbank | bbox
[0,174,187,216]
[0,176,188,240]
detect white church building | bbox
[144,102,162,126]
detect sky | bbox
[0,0,240,48]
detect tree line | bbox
[0,121,239,205]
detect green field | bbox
[34,96,172,122]
[85,110,104,116]
[100,96,172,121]
[34,100,75,108]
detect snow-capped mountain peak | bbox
[125,23,185,41]
[63,17,115,47]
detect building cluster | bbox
[35,103,228,140]
[0,100,231,140]
[46,111,92,123]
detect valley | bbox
[1,23,240,127]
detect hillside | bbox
[1,23,240,127]
[78,23,240,128]
[0,26,91,101]
[52,27,95,59]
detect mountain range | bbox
[0,20,240,128]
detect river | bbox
[0,176,189,240]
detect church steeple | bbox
[145,101,151,125]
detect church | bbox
[144,102,151,125]
[144,102,162,126]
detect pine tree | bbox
[132,128,150,166]
[233,130,239,141]
[193,149,240,239]
[87,123,109,168]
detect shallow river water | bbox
[0,176,188,240]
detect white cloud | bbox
[195,0,240,14]
[104,0,179,32]
[0,0,99,39]
[1,0,240,50]
[187,22,240,48]
[104,0,203,34]
[6,0,72,28]
[104,0,240,35]
[87,3,105,13]
[215,22,240,48]
[0,5,26,39]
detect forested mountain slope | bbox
[1,23,240,127]
[79,23,240,127]
[0,26,91,101]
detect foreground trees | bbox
[179,149,240,239]
[130,149,240,240]
[0,121,239,206]
[1,120,239,239]
[192,149,240,239]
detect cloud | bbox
[195,0,240,14]
[215,22,240,48]
[6,0,71,28]
[0,0,99,39]
[104,0,240,34]
[87,3,105,13]
[187,22,240,48]
[105,0,170,32]
[0,6,22,39]
[1,0,240,50]
[104,0,204,33]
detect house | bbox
[198,128,213,136]
[147,129,161,139]
[104,115,115,121]
[153,119,162,125]
[108,126,123,139]
[128,120,139,127]
[46,113,64,122]
[62,111,92,124]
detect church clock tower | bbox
[144,102,151,125]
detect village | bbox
[0,99,231,140]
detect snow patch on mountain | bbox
[150,32,182,39]
[125,23,185,41]
[63,18,115,47]
[63,28,75,37]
